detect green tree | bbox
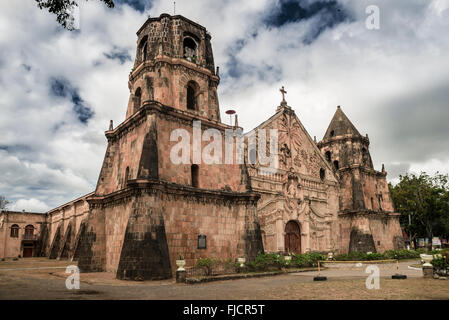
[0,196,10,211]
[35,0,115,29]
[390,172,449,247]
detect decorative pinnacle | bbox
[109,120,113,131]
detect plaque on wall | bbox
[198,234,206,249]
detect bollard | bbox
[314,261,327,281]
[392,259,407,279]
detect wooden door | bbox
[23,247,33,258]
[285,221,301,254]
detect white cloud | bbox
[9,198,50,213]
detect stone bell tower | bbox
[318,106,376,211]
[125,13,221,121]
[318,106,403,253]
[77,14,263,281]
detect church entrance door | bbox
[284,220,301,254]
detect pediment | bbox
[246,107,338,183]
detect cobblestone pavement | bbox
[0,258,448,300]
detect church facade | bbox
[0,14,404,280]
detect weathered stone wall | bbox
[360,172,394,212]
[78,182,261,280]
[45,193,92,259]
[97,104,247,197]
[338,212,404,254]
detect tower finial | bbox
[174,1,176,15]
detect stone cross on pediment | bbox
[280,86,287,103]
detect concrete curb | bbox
[185,267,319,284]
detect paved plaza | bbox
[0,258,448,300]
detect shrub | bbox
[332,250,422,261]
[384,249,420,260]
[292,252,326,267]
[246,253,289,272]
[196,258,219,276]
[365,252,385,260]
[431,257,449,272]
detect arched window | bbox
[134,87,142,113]
[124,166,130,186]
[10,224,19,238]
[320,168,326,181]
[138,35,148,61]
[25,225,34,237]
[183,37,197,62]
[333,160,339,170]
[325,151,331,162]
[143,42,148,61]
[191,164,199,188]
[371,197,374,210]
[378,193,383,211]
[186,81,199,111]
[146,77,154,100]
[330,130,335,137]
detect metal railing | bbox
[22,234,38,241]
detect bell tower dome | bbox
[125,14,221,121]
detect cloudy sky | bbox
[1,0,448,212]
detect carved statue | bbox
[283,170,305,215]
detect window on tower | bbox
[138,35,148,62]
[186,81,198,111]
[124,166,130,186]
[134,87,142,113]
[378,193,383,211]
[325,151,331,162]
[183,37,197,63]
[333,160,339,170]
[191,164,199,188]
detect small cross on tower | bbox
[280,86,287,106]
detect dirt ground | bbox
[0,258,448,300]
